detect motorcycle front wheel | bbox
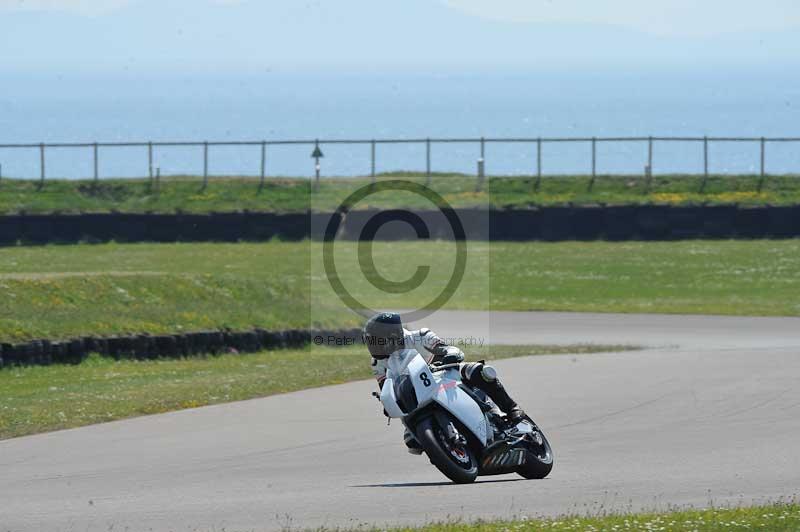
[517,425,554,479]
[415,415,479,484]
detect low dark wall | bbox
[0,206,798,245]
[0,212,312,245]
[0,328,363,369]
[487,205,799,241]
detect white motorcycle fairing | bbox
[380,351,490,446]
[380,376,405,418]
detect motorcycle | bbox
[375,351,554,484]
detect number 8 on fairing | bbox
[420,372,431,387]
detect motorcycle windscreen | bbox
[393,374,419,413]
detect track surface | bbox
[2,311,800,531]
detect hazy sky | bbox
[1,0,798,74]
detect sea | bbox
[1,68,799,180]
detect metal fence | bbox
[0,136,798,192]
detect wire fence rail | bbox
[0,136,798,193]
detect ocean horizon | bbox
[2,68,799,179]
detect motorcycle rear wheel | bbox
[415,415,479,484]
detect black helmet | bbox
[364,312,404,359]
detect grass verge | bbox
[397,503,800,532]
[0,240,797,343]
[0,173,798,214]
[1,240,798,342]
[0,344,632,440]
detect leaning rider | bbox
[364,312,525,454]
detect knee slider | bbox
[480,365,498,383]
[462,362,497,384]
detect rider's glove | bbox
[440,346,465,365]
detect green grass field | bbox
[0,344,631,440]
[0,240,797,342]
[392,503,800,532]
[0,173,797,214]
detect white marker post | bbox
[311,141,324,192]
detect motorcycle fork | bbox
[433,411,466,447]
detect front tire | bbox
[415,415,478,484]
[517,426,554,479]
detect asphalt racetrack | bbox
[2,311,800,531]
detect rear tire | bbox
[415,415,478,484]
[517,427,554,479]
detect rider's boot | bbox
[404,428,423,455]
[488,381,526,424]
[506,405,527,424]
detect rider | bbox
[364,312,525,454]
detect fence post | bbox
[425,138,431,186]
[534,137,542,192]
[148,141,153,181]
[646,136,653,192]
[93,142,99,183]
[0,163,3,185]
[370,140,376,183]
[700,136,709,192]
[202,141,209,189]
[758,137,767,192]
[588,137,597,191]
[259,141,266,192]
[38,143,45,190]
[156,167,161,193]
[476,137,485,192]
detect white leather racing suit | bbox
[370,327,462,388]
